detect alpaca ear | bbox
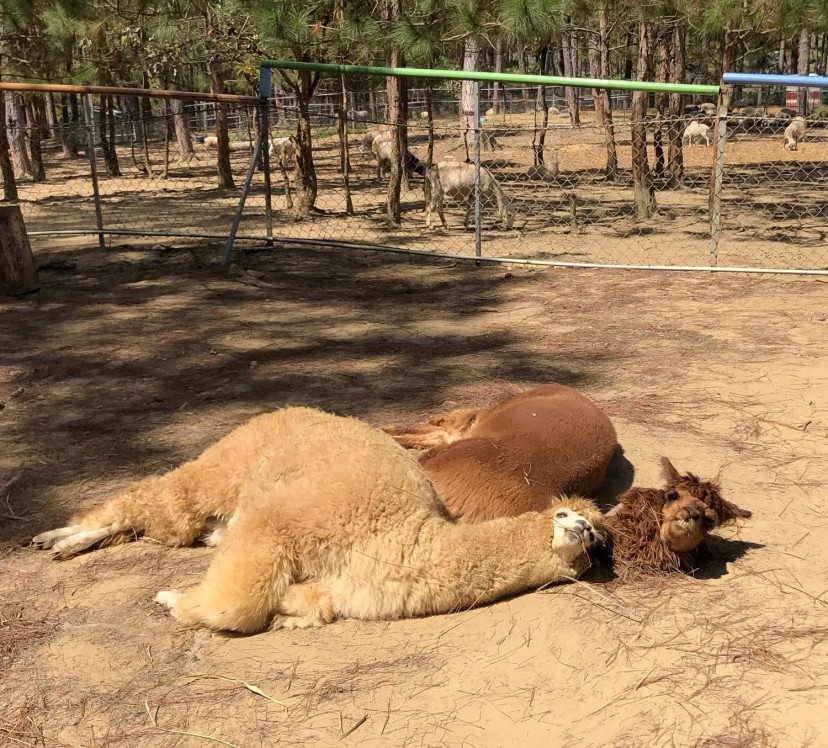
[660,457,682,486]
[721,501,752,521]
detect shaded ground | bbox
[1,241,827,746]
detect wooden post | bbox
[0,204,39,296]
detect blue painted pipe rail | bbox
[723,72,828,88]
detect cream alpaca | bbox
[33,408,602,633]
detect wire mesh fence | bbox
[3,82,828,272]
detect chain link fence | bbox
[3,82,828,272]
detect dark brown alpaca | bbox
[603,457,752,576]
[383,384,619,523]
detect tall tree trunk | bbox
[666,20,686,189]
[124,96,153,175]
[561,30,580,125]
[532,46,550,166]
[624,29,635,80]
[631,21,656,220]
[25,96,46,182]
[98,94,121,177]
[59,94,78,158]
[493,38,504,114]
[209,62,236,190]
[517,45,530,110]
[461,35,481,161]
[778,38,786,74]
[798,28,811,115]
[654,34,669,179]
[6,93,32,178]
[293,70,318,217]
[46,93,58,139]
[598,6,618,179]
[425,83,435,168]
[0,73,18,200]
[169,86,196,163]
[338,73,354,215]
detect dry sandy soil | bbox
[14,111,828,271]
[1,239,827,747]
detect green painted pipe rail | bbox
[262,60,720,96]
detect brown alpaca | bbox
[383,384,619,523]
[602,457,752,575]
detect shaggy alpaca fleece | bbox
[383,384,618,522]
[34,408,603,633]
[602,458,752,576]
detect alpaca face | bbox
[551,507,599,561]
[659,491,718,553]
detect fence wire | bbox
[3,84,828,272]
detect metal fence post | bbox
[81,94,106,249]
[223,120,267,265]
[709,85,729,267]
[473,81,482,260]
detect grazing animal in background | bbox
[269,135,297,209]
[384,385,618,521]
[384,386,752,574]
[784,116,807,150]
[683,121,711,146]
[420,111,430,120]
[424,160,515,230]
[602,458,752,576]
[32,408,602,633]
[360,129,425,181]
[485,108,495,116]
[200,135,252,153]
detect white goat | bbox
[201,136,252,152]
[360,129,424,181]
[420,111,430,120]
[784,116,807,151]
[425,161,515,230]
[683,121,711,146]
[269,136,297,209]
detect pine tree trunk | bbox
[654,36,669,179]
[778,38,786,74]
[561,30,580,125]
[339,73,354,215]
[461,35,481,161]
[46,93,58,139]
[59,94,78,158]
[798,29,811,115]
[631,21,656,220]
[666,20,686,189]
[294,71,318,218]
[532,46,550,166]
[25,96,46,183]
[169,88,195,163]
[425,83,435,168]
[493,39,504,114]
[0,205,39,296]
[517,45,530,110]
[210,62,236,190]
[98,95,121,177]
[6,93,32,179]
[598,6,618,179]
[124,96,153,175]
[0,80,18,200]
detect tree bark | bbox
[532,46,550,166]
[0,80,18,200]
[666,19,686,188]
[98,94,121,177]
[631,20,656,220]
[425,83,435,169]
[6,93,32,179]
[798,28,811,115]
[25,96,46,183]
[561,30,580,125]
[209,62,236,190]
[654,34,669,179]
[169,88,196,163]
[598,6,618,179]
[778,38,786,74]
[493,38,504,114]
[338,73,354,215]
[517,45,530,110]
[123,96,153,175]
[0,204,39,296]
[293,70,318,217]
[461,35,481,161]
[58,94,78,158]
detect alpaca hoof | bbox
[154,590,184,617]
[32,525,83,550]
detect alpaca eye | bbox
[555,511,568,519]
[666,491,679,502]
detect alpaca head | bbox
[548,497,604,563]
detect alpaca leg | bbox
[154,508,298,633]
[50,525,125,560]
[272,583,335,630]
[382,423,453,449]
[31,525,84,550]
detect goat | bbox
[269,135,297,210]
[683,121,711,146]
[425,160,515,230]
[360,129,425,181]
[784,116,806,151]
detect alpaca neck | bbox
[408,512,578,617]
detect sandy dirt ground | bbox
[1,240,827,747]
[14,111,828,271]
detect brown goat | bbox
[603,457,752,576]
[383,384,619,523]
